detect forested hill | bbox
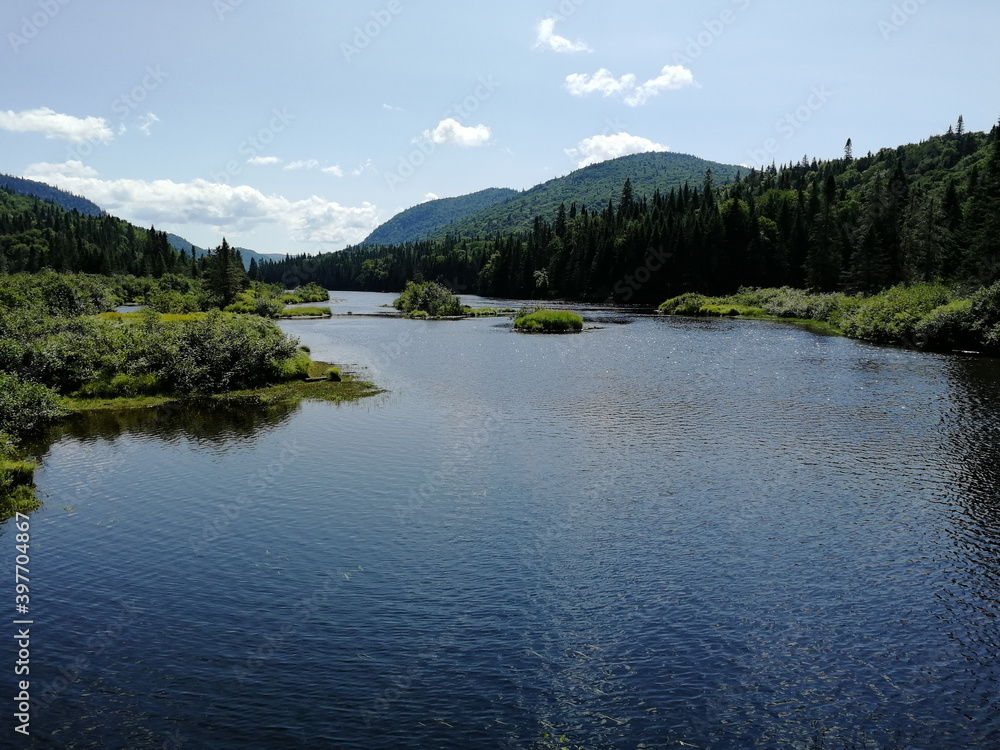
[0,174,104,217]
[424,151,743,240]
[364,188,518,245]
[258,119,1000,303]
[0,188,203,276]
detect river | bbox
[11,291,1000,749]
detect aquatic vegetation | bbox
[394,281,464,317]
[513,309,584,333]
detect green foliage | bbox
[0,372,66,437]
[407,310,429,319]
[658,293,714,315]
[278,306,332,318]
[914,299,977,351]
[969,281,1000,352]
[281,282,330,304]
[325,367,342,382]
[278,348,313,381]
[393,281,464,317]
[513,309,584,332]
[839,284,956,344]
[0,484,40,520]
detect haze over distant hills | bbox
[363,152,743,245]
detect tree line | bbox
[257,118,999,303]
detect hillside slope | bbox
[364,187,517,245]
[432,152,743,238]
[0,174,104,217]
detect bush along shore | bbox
[0,272,378,519]
[658,283,1000,354]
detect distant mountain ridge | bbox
[165,233,286,270]
[363,152,744,245]
[0,174,105,217]
[364,187,518,245]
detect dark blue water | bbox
[7,292,1000,749]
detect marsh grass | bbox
[513,309,584,333]
[277,306,332,318]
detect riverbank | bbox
[658,283,1000,355]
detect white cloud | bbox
[382,103,404,112]
[535,18,591,53]
[423,192,440,203]
[0,107,115,143]
[625,65,696,107]
[247,156,282,166]
[322,165,344,177]
[137,113,160,136]
[25,160,98,178]
[284,159,320,171]
[422,118,491,147]
[24,162,379,247]
[565,64,695,106]
[565,69,636,98]
[565,132,669,168]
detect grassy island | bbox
[513,309,584,333]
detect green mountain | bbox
[364,187,517,245]
[0,174,104,217]
[428,151,743,239]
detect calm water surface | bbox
[9,291,1000,749]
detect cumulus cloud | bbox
[565,64,695,106]
[565,69,636,98]
[421,118,491,147]
[0,107,115,143]
[423,193,440,203]
[565,132,669,168]
[247,156,282,166]
[625,65,696,106]
[24,162,379,247]
[322,165,344,177]
[535,18,591,53]
[284,159,320,171]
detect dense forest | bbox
[0,188,214,278]
[258,119,999,304]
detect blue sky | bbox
[2,0,997,254]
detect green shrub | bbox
[393,281,463,317]
[513,309,584,333]
[76,373,162,398]
[408,310,429,319]
[658,293,714,315]
[839,284,955,345]
[0,484,41,520]
[325,367,342,382]
[0,372,65,437]
[278,306,331,318]
[278,348,313,381]
[914,299,978,352]
[970,281,1000,354]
